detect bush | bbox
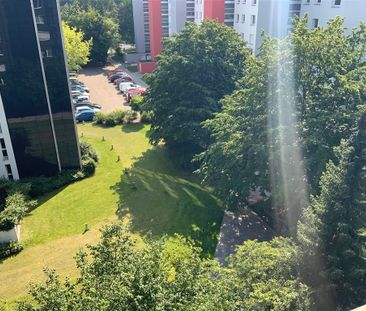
[141,111,153,124]
[124,110,138,124]
[130,96,144,112]
[80,141,98,162]
[0,241,23,260]
[0,193,36,231]
[94,110,126,127]
[82,158,96,177]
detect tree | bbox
[198,17,366,229]
[18,224,311,310]
[145,20,249,167]
[63,8,119,64]
[62,22,92,71]
[117,0,135,43]
[297,113,366,310]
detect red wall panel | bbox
[204,0,225,23]
[148,0,163,61]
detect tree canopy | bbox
[62,21,92,71]
[145,20,250,167]
[18,224,311,311]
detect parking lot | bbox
[77,65,130,113]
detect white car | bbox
[119,82,139,94]
[75,105,101,113]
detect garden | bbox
[0,123,223,309]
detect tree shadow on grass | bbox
[111,146,224,257]
[121,123,144,133]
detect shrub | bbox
[141,111,153,124]
[80,141,98,162]
[82,158,96,177]
[0,241,23,260]
[0,193,36,231]
[130,96,144,112]
[124,110,138,124]
[94,110,126,127]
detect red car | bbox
[126,88,146,102]
[106,68,123,77]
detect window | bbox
[251,15,256,25]
[317,0,321,3]
[5,164,13,180]
[0,65,5,72]
[249,34,255,45]
[237,0,240,3]
[312,18,319,28]
[35,15,44,24]
[252,0,257,4]
[236,14,239,23]
[333,0,341,5]
[33,0,42,9]
[241,14,245,23]
[240,33,245,40]
[42,49,53,58]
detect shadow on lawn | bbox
[121,123,144,133]
[111,146,224,256]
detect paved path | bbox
[215,208,275,266]
[78,66,130,113]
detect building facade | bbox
[300,0,365,32]
[0,0,81,179]
[195,0,235,26]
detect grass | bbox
[0,123,223,308]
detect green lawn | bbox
[0,123,223,308]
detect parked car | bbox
[123,86,141,95]
[75,109,96,122]
[69,77,86,86]
[76,95,90,103]
[75,105,101,113]
[126,88,146,102]
[119,82,138,93]
[114,76,133,85]
[109,72,129,83]
[106,69,124,77]
[71,85,89,94]
[74,102,102,110]
[71,86,89,96]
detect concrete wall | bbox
[195,0,204,24]
[168,0,187,36]
[301,0,366,32]
[132,0,146,54]
[0,225,20,243]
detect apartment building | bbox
[234,0,302,52]
[195,0,235,26]
[300,0,366,32]
[133,0,196,73]
[0,0,81,179]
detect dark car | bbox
[109,73,128,82]
[75,109,96,122]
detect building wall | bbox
[194,0,204,24]
[132,0,146,54]
[35,0,81,170]
[300,0,365,32]
[148,0,163,60]
[168,0,188,36]
[204,0,225,23]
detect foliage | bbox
[198,17,366,224]
[81,158,96,177]
[63,7,119,64]
[117,0,134,43]
[124,110,138,124]
[18,224,311,311]
[94,110,127,127]
[0,242,23,260]
[62,21,92,71]
[129,95,144,112]
[297,113,366,310]
[0,193,36,231]
[140,111,153,124]
[145,20,249,167]
[79,140,99,163]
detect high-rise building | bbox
[234,0,302,53]
[133,0,196,73]
[0,0,81,179]
[300,0,365,32]
[194,0,235,26]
